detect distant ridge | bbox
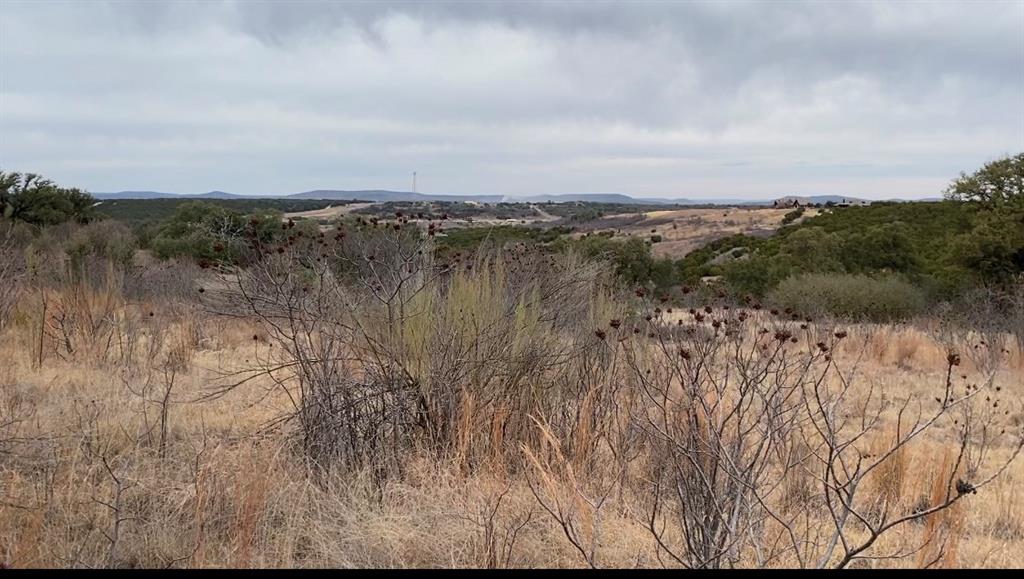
[95,190,249,200]
[94,189,676,204]
[92,189,936,205]
[500,193,677,205]
[773,195,870,206]
[289,190,506,203]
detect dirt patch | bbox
[284,202,377,221]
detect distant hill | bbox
[289,190,506,203]
[95,190,248,200]
[772,195,870,206]
[193,190,247,199]
[93,191,180,199]
[503,193,677,205]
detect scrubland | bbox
[575,207,815,259]
[1,226,1022,569]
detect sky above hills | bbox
[1,0,1021,200]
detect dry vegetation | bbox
[576,207,818,258]
[283,202,377,223]
[1,224,1022,569]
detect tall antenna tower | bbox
[412,171,417,193]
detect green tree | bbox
[945,153,1024,209]
[0,171,95,225]
[945,154,1024,284]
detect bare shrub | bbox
[928,284,1023,374]
[205,224,621,476]
[123,258,201,303]
[0,223,28,332]
[598,300,1022,568]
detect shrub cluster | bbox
[769,273,927,322]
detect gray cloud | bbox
[1,0,1021,198]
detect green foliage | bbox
[436,225,571,255]
[149,201,283,264]
[769,273,927,322]
[948,209,1024,284]
[95,197,343,227]
[558,235,676,290]
[540,201,703,222]
[718,201,984,296]
[943,154,1024,285]
[64,221,137,273]
[780,207,805,225]
[945,153,1024,209]
[677,234,763,283]
[353,201,537,221]
[0,171,96,226]
[678,156,1024,298]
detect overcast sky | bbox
[1,0,1022,199]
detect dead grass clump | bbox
[867,431,909,516]
[916,451,966,568]
[986,477,1023,542]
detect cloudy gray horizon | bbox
[1,0,1022,200]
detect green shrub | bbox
[768,273,927,322]
[781,207,804,224]
[149,201,284,264]
[1,171,95,226]
[558,235,677,291]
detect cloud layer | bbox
[1,0,1021,198]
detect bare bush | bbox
[205,222,620,476]
[601,303,1023,568]
[0,223,27,331]
[123,258,201,303]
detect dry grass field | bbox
[1,239,1021,569]
[574,207,819,258]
